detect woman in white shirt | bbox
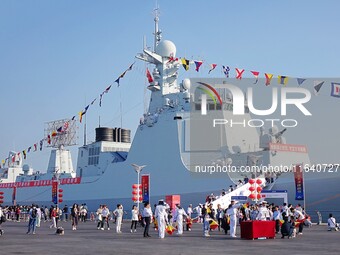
[131,205,139,232]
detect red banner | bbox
[52,180,58,204]
[0,177,81,189]
[294,165,304,200]
[141,175,150,203]
[269,143,308,153]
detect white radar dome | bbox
[155,40,176,57]
[182,79,191,90]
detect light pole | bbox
[131,164,146,212]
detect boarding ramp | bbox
[210,177,266,210]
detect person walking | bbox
[27,205,38,234]
[131,205,138,233]
[327,213,338,231]
[226,200,240,238]
[96,205,103,229]
[155,200,168,239]
[71,204,79,230]
[35,206,42,228]
[49,206,58,229]
[173,204,187,235]
[142,202,152,237]
[101,205,110,230]
[113,204,124,233]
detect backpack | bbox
[31,208,37,219]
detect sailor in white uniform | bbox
[173,204,187,235]
[256,202,270,221]
[226,200,240,238]
[154,200,168,238]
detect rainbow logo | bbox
[197,82,223,105]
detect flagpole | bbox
[302,163,306,212]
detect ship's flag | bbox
[265,73,274,86]
[222,65,230,78]
[51,130,57,137]
[11,155,15,163]
[278,75,289,85]
[22,150,27,160]
[208,64,217,74]
[146,68,154,83]
[27,146,31,153]
[314,81,324,95]
[47,135,51,144]
[63,121,69,131]
[90,98,97,105]
[194,61,203,72]
[167,54,178,63]
[127,62,135,71]
[181,58,190,71]
[297,78,306,86]
[79,111,83,123]
[250,71,260,84]
[57,126,62,132]
[235,68,245,79]
[100,85,112,106]
[331,82,340,98]
[99,93,104,107]
[34,143,37,151]
[71,115,76,121]
[1,159,5,167]
[115,77,121,86]
[39,140,43,151]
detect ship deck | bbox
[0,220,339,254]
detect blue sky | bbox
[0,0,339,171]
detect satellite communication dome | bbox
[155,40,176,57]
[182,79,191,90]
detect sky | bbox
[0,0,339,171]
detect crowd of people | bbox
[0,200,338,238]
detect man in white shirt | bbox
[327,213,339,231]
[292,208,305,235]
[187,204,193,218]
[256,203,269,221]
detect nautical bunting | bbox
[278,75,289,85]
[222,65,230,78]
[265,73,274,86]
[250,71,260,84]
[194,61,203,72]
[297,78,306,86]
[22,150,27,160]
[181,58,190,71]
[146,68,154,83]
[235,68,245,79]
[34,143,37,151]
[39,140,43,151]
[208,64,217,74]
[331,82,340,98]
[314,81,324,95]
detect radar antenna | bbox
[44,119,78,149]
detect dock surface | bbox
[0,220,339,255]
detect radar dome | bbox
[155,40,176,57]
[182,79,191,90]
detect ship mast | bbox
[153,7,161,52]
